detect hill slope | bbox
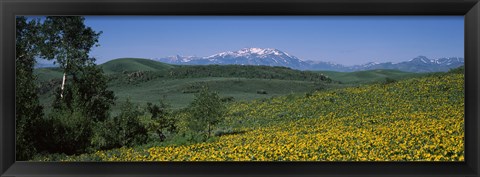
[35,58,333,112]
[101,58,175,74]
[59,68,464,161]
[317,69,426,84]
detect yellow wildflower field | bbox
[63,73,464,161]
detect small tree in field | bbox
[188,88,226,140]
[146,100,176,142]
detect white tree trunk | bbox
[60,72,66,98]
[60,61,67,98]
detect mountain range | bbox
[154,48,464,73]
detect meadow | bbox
[36,58,425,112]
[37,58,334,113]
[34,61,464,161]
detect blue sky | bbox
[53,16,465,65]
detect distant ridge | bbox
[154,48,464,73]
[33,49,464,73]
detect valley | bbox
[35,58,429,114]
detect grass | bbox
[31,59,464,161]
[101,58,174,74]
[34,58,440,114]
[50,69,464,161]
[109,77,323,114]
[316,69,427,84]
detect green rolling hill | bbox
[35,58,332,113]
[34,58,433,114]
[101,58,175,74]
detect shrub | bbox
[35,108,93,155]
[384,77,397,85]
[221,96,235,103]
[145,100,177,142]
[91,99,148,150]
[257,90,268,94]
[214,128,246,137]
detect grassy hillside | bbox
[58,68,464,161]
[317,69,426,84]
[101,58,175,74]
[36,58,333,113]
[110,77,323,112]
[33,58,449,114]
[34,58,175,82]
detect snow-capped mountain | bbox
[156,48,309,68]
[303,60,351,72]
[356,56,464,73]
[156,55,201,64]
[154,48,464,73]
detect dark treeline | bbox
[105,64,333,86]
[169,65,332,82]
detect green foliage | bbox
[40,16,101,72]
[39,16,103,111]
[51,63,115,120]
[43,55,114,156]
[187,88,226,140]
[36,103,93,155]
[15,17,44,160]
[175,131,211,145]
[168,65,331,82]
[71,63,115,122]
[32,152,71,161]
[384,77,397,85]
[22,16,116,157]
[220,96,235,103]
[116,100,149,146]
[214,128,246,137]
[448,65,464,74]
[91,100,148,150]
[257,90,268,94]
[145,100,177,142]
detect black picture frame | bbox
[1,0,479,176]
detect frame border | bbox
[1,0,479,177]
